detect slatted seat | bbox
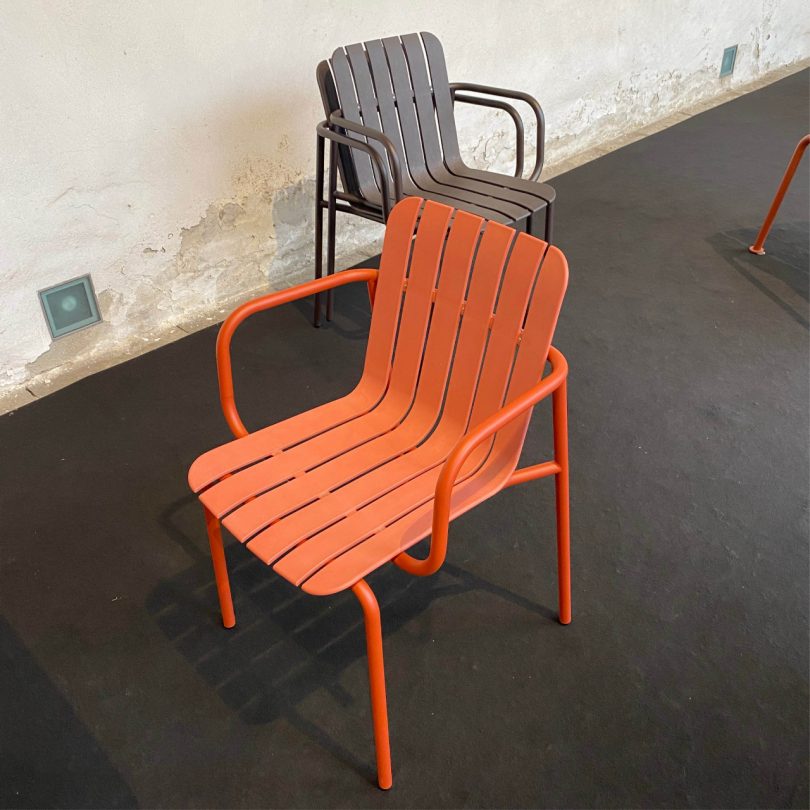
[188,197,571,789]
[313,31,556,325]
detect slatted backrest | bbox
[367,198,568,471]
[319,32,462,205]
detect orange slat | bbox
[245,220,515,562]
[187,197,422,493]
[267,225,543,583]
[223,210,483,540]
[198,201,453,517]
[301,443,519,595]
[283,232,557,593]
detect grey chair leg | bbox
[325,140,338,323]
[314,133,325,327]
[545,199,554,244]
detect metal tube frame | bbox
[450,83,552,242]
[748,134,810,255]
[314,116,404,326]
[449,81,546,181]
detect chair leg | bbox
[352,579,393,790]
[325,139,338,323]
[552,378,571,625]
[545,198,555,244]
[203,506,236,629]
[749,134,810,255]
[314,133,325,328]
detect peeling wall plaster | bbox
[0,0,808,395]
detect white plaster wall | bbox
[1,0,808,394]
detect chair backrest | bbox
[365,196,567,475]
[317,32,463,206]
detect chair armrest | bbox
[395,346,567,576]
[450,82,545,181]
[216,268,378,439]
[451,92,525,178]
[325,113,404,212]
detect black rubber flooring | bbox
[1,71,808,809]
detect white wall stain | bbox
[0,0,808,396]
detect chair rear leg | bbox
[325,140,338,322]
[352,579,393,790]
[203,506,236,629]
[552,378,571,625]
[314,133,325,328]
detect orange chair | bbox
[188,197,571,789]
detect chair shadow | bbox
[149,493,556,782]
[707,224,809,329]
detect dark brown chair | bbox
[313,31,556,325]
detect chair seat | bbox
[363,175,556,229]
[189,403,513,596]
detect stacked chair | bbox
[313,31,556,325]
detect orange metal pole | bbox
[749,134,810,255]
[204,507,236,629]
[352,579,393,790]
[552,378,571,625]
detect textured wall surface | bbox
[1,0,808,396]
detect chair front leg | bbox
[352,579,393,790]
[203,506,236,629]
[552,377,571,625]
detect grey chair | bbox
[314,31,556,325]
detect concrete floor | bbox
[0,71,807,808]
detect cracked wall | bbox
[1,0,808,399]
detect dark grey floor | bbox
[1,71,808,809]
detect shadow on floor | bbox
[0,618,138,809]
[708,223,809,329]
[147,494,557,781]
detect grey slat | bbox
[343,39,506,220]
[420,32,555,205]
[401,33,540,217]
[381,37,517,222]
[345,42,418,198]
[330,46,380,200]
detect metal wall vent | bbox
[38,275,101,339]
[720,45,737,77]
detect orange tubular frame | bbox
[749,134,810,255]
[215,268,379,439]
[201,244,571,788]
[394,347,571,626]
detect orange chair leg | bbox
[204,506,236,629]
[749,134,810,255]
[352,579,393,790]
[552,378,572,625]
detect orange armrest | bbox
[216,268,379,438]
[434,345,567,525]
[396,346,567,577]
